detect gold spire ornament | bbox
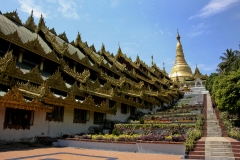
[170,31,192,81]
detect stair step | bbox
[187,155,205,159]
[205,156,236,160]
[205,145,232,148]
[207,148,233,152]
[205,141,230,145]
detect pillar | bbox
[40,58,45,70]
[73,62,77,72]
[18,48,25,63]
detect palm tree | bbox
[218,49,237,73]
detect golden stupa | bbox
[170,31,192,81]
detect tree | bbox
[218,49,237,73]
[213,69,240,115]
[205,73,219,95]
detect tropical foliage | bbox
[206,48,240,115]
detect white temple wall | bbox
[106,105,130,122]
[0,107,97,141]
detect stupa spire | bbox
[169,30,192,81]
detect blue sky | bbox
[1,0,240,75]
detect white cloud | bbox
[187,22,208,38]
[57,0,80,20]
[17,0,82,20]
[111,0,120,8]
[18,0,48,18]
[189,0,240,19]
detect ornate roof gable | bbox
[2,86,25,102]
[74,31,82,46]
[45,69,68,90]
[24,10,37,32]
[0,50,14,73]
[25,36,46,54]
[58,31,69,43]
[35,14,46,33]
[49,28,57,36]
[24,66,44,83]
[4,10,22,25]
[90,44,96,53]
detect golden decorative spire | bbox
[170,30,192,81]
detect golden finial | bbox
[151,55,154,65]
[176,29,180,40]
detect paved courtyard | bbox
[0,147,182,160]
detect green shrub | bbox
[112,128,120,136]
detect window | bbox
[121,104,128,114]
[46,106,64,122]
[130,106,136,115]
[4,107,34,130]
[73,108,87,123]
[94,112,105,125]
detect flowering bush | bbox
[220,112,240,140]
[184,115,204,152]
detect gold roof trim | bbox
[0,87,53,112]
[42,92,116,115]
[4,10,22,25]
[0,51,44,84]
[115,47,139,69]
[45,69,69,92]
[0,28,59,64]
[99,44,126,71]
[61,63,90,83]
[24,10,37,32]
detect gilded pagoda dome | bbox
[170,31,192,81]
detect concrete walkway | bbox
[0,147,182,160]
[204,94,236,160]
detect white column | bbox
[18,48,25,63]
[40,58,45,70]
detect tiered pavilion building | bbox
[0,11,182,140]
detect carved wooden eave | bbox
[138,68,151,79]
[115,47,139,69]
[121,89,142,97]
[49,28,57,36]
[77,41,104,65]
[100,61,122,77]
[111,91,143,108]
[0,50,14,73]
[45,69,69,92]
[135,56,153,74]
[100,72,125,87]
[42,92,116,114]
[0,28,59,64]
[157,95,169,104]
[0,74,11,86]
[51,36,69,55]
[123,69,137,80]
[136,72,154,84]
[0,52,46,85]
[58,32,69,43]
[99,44,126,71]
[4,10,22,25]
[25,66,44,84]
[141,94,159,105]
[113,59,126,71]
[0,87,53,112]
[61,63,90,83]
[83,79,113,98]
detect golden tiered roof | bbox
[0,10,183,114]
[170,31,192,81]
